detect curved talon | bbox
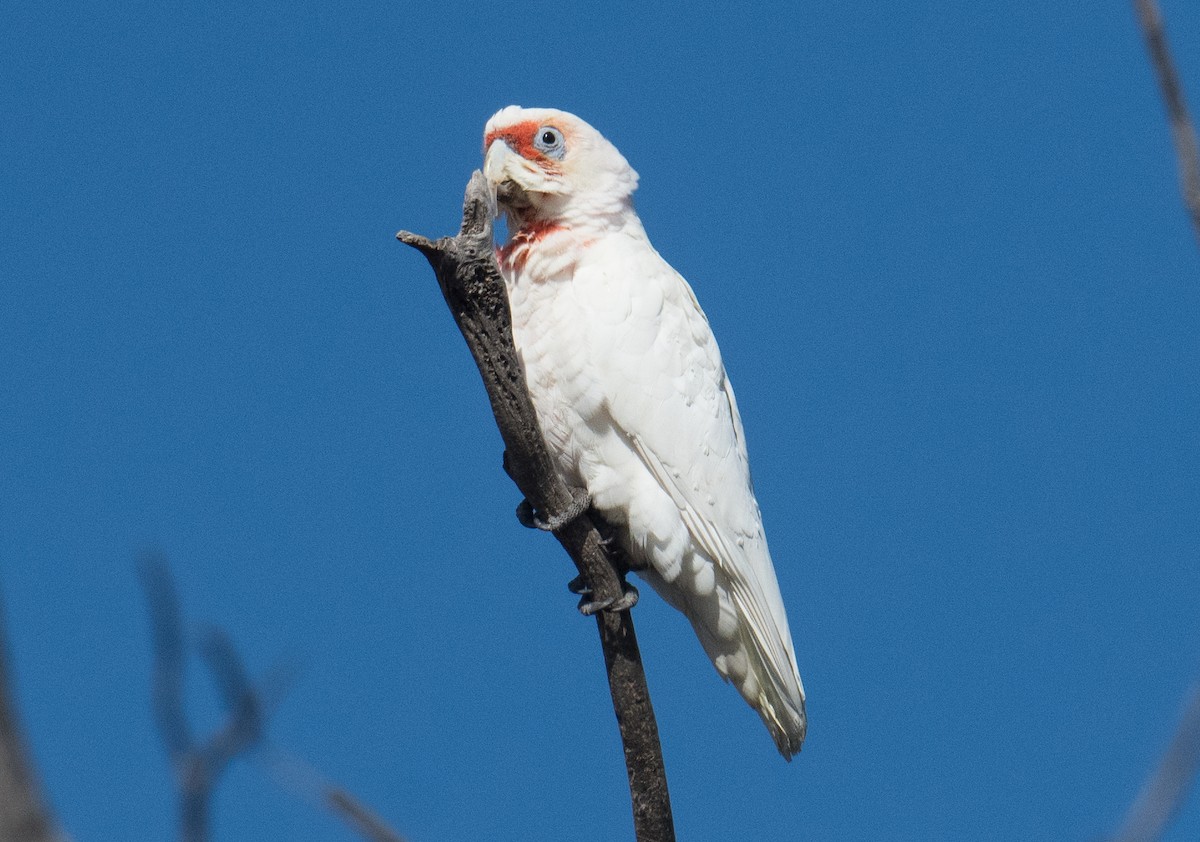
[515,488,591,532]
[578,595,614,615]
[609,581,639,612]
[577,580,639,615]
[515,499,540,529]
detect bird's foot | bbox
[591,520,645,574]
[515,488,590,532]
[569,575,639,615]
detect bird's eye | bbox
[533,126,565,159]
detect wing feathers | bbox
[576,239,806,755]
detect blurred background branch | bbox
[138,554,265,842]
[1134,0,1200,247]
[324,789,406,842]
[0,589,63,842]
[138,554,406,842]
[1110,684,1200,842]
[263,746,408,842]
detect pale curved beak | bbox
[484,140,534,211]
[483,140,512,187]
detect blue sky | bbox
[2,1,1199,840]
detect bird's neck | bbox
[504,192,639,240]
[496,193,643,277]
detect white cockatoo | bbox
[482,106,806,757]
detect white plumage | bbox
[483,106,806,757]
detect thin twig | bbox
[262,746,408,842]
[139,553,191,760]
[397,172,675,841]
[1134,0,1200,249]
[138,554,266,842]
[141,557,408,842]
[1110,684,1200,842]
[326,789,407,842]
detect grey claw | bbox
[515,499,540,529]
[576,580,639,615]
[609,582,639,612]
[578,594,615,615]
[515,489,590,532]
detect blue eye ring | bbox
[533,126,565,159]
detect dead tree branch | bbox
[138,554,266,842]
[1110,683,1200,842]
[141,556,409,842]
[0,589,62,842]
[1134,0,1200,248]
[397,171,675,842]
[325,789,407,842]
[263,747,409,842]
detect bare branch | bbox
[0,588,63,842]
[263,747,408,842]
[193,628,263,781]
[325,789,407,842]
[138,555,267,842]
[138,552,192,760]
[1134,0,1200,249]
[141,557,409,842]
[1111,683,1200,842]
[398,172,675,841]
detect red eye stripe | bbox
[484,120,563,171]
[484,120,540,159]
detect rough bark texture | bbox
[0,594,62,842]
[398,171,675,842]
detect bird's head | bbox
[483,106,639,227]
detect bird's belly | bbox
[518,345,747,670]
[509,266,694,571]
[513,329,698,586]
[512,318,603,495]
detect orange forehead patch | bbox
[484,120,563,171]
